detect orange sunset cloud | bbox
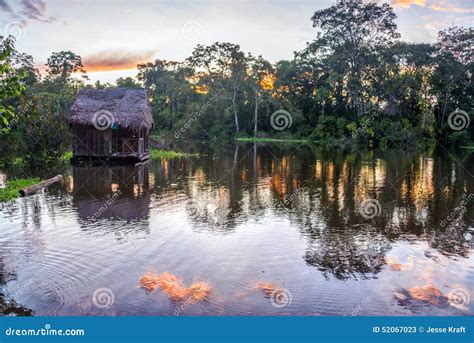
[391,0,427,8]
[83,50,157,72]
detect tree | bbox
[0,36,27,127]
[437,26,473,66]
[9,51,39,86]
[42,50,87,115]
[187,42,247,133]
[90,80,114,89]
[45,51,87,86]
[432,26,473,140]
[116,77,142,89]
[311,0,400,116]
[375,43,435,120]
[246,54,274,137]
[137,59,193,130]
[14,93,70,167]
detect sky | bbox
[1,0,473,83]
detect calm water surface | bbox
[1,146,473,316]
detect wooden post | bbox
[19,175,63,197]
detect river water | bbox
[0,146,473,316]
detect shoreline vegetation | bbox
[151,149,200,160]
[236,136,309,144]
[0,1,472,175]
[61,151,73,161]
[0,178,40,202]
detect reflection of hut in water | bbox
[71,164,151,223]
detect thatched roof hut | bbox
[70,88,153,131]
[70,88,153,161]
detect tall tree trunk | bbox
[233,91,240,133]
[254,90,259,138]
[171,90,175,129]
[441,90,450,127]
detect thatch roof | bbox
[70,88,153,131]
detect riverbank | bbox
[0,178,40,202]
[151,149,200,159]
[236,136,309,144]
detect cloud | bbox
[83,50,158,72]
[391,0,427,8]
[19,0,56,23]
[391,0,473,13]
[1,0,56,24]
[429,3,474,13]
[0,0,13,12]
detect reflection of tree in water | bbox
[150,146,259,233]
[304,229,391,280]
[0,257,34,316]
[174,145,316,233]
[297,151,473,279]
[149,146,473,278]
[186,186,236,233]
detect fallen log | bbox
[19,175,63,197]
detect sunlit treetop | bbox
[194,85,209,94]
[259,73,275,91]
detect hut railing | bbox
[119,137,147,157]
[121,138,138,155]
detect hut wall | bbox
[72,124,150,159]
[73,125,111,157]
[115,127,139,157]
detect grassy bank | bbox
[61,151,73,161]
[0,178,40,202]
[236,136,309,144]
[151,149,200,160]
